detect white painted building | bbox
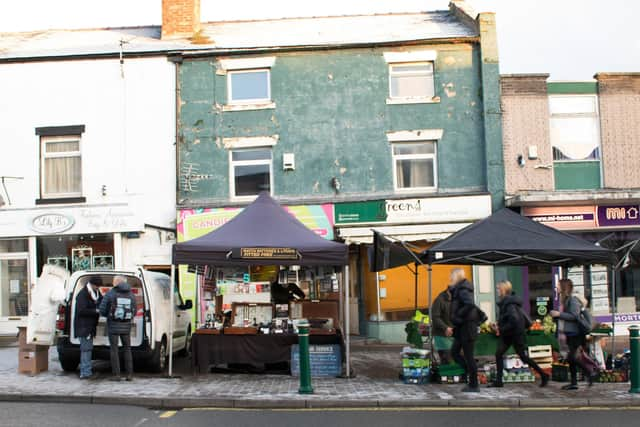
[0,33,185,335]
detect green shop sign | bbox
[334,200,387,225]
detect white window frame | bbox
[549,94,601,163]
[391,140,438,192]
[227,68,271,105]
[387,61,436,104]
[40,135,82,199]
[229,147,273,200]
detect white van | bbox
[54,269,192,373]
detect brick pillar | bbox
[162,0,201,39]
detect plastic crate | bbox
[402,358,429,368]
[552,363,569,382]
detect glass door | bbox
[0,256,30,320]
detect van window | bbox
[74,274,145,317]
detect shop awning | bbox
[172,192,348,266]
[337,222,471,245]
[420,208,616,266]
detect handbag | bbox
[579,347,599,376]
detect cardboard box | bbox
[18,348,49,375]
[17,327,37,352]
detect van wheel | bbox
[178,327,192,357]
[59,355,79,372]
[150,338,167,373]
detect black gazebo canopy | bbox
[420,208,615,266]
[172,192,348,267]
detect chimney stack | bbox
[162,0,201,39]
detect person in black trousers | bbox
[449,268,485,393]
[491,280,549,388]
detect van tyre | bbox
[150,338,167,373]
[59,355,79,372]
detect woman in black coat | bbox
[491,280,548,388]
[74,278,102,379]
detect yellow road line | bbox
[159,410,178,418]
[184,406,640,412]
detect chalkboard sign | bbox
[291,344,341,377]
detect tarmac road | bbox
[1,403,639,427]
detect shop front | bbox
[521,204,640,336]
[334,194,494,344]
[0,203,144,336]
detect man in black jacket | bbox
[431,287,453,364]
[449,268,483,392]
[99,276,137,381]
[491,280,549,388]
[74,277,102,379]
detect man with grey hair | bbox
[99,275,137,381]
[449,268,485,393]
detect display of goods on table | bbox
[223,326,258,335]
[400,347,431,384]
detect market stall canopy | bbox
[172,192,348,266]
[420,208,615,266]
[369,230,421,272]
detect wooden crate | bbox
[528,345,552,360]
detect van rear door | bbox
[69,273,146,348]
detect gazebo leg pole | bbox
[168,264,175,377]
[428,264,433,360]
[345,264,350,378]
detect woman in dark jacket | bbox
[491,280,548,388]
[74,278,102,379]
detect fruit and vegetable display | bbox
[528,316,556,335]
[479,321,495,335]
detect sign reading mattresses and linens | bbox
[523,205,640,230]
[233,247,299,260]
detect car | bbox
[53,268,192,373]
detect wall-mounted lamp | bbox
[517,155,526,168]
[331,177,341,193]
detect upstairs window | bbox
[392,141,437,191]
[230,148,272,198]
[228,69,271,104]
[40,135,82,198]
[389,62,435,100]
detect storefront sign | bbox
[334,195,491,226]
[594,312,640,335]
[291,344,342,377]
[234,247,299,260]
[523,205,640,230]
[178,204,335,242]
[31,213,75,233]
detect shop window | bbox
[0,239,30,318]
[230,148,272,198]
[40,135,82,198]
[228,69,271,104]
[392,141,437,191]
[36,234,114,276]
[388,62,435,100]
[549,95,602,190]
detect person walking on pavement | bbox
[74,277,102,379]
[431,287,454,365]
[99,275,137,381]
[490,280,549,388]
[550,278,595,390]
[449,268,485,393]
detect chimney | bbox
[162,0,201,39]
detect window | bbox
[392,141,437,190]
[40,135,82,198]
[230,148,272,198]
[389,62,434,100]
[549,95,601,190]
[228,69,270,104]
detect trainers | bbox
[462,385,480,393]
[125,375,133,382]
[561,384,578,390]
[540,374,549,388]
[487,381,504,388]
[109,376,122,382]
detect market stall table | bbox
[191,331,344,374]
[474,333,559,357]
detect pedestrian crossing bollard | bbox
[630,325,640,394]
[298,320,314,394]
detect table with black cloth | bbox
[191,332,343,374]
[474,333,559,357]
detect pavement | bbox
[1,340,639,410]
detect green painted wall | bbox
[554,161,601,190]
[177,44,495,204]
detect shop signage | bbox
[334,195,492,226]
[523,204,640,230]
[31,213,75,233]
[291,344,342,377]
[178,204,335,242]
[593,312,640,336]
[234,247,299,260]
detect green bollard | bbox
[298,320,314,394]
[630,325,640,394]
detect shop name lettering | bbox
[31,214,74,232]
[531,214,593,223]
[80,209,134,228]
[603,207,639,221]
